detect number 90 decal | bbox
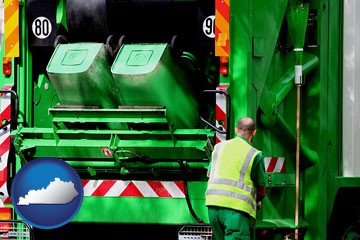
[32,16,52,39]
[203,15,215,38]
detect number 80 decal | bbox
[32,17,52,39]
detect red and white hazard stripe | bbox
[216,84,228,143]
[83,180,186,198]
[0,85,13,204]
[264,157,286,173]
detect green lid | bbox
[46,43,103,74]
[111,43,167,75]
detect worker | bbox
[205,117,266,240]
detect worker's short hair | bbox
[236,117,256,131]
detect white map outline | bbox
[17,178,79,206]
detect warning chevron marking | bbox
[264,157,286,173]
[4,0,19,57]
[0,86,13,204]
[215,0,229,56]
[83,180,186,198]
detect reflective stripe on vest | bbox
[208,147,258,197]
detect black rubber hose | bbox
[178,160,203,223]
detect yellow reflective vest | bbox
[205,137,260,219]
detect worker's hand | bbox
[257,201,262,210]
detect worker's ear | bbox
[234,127,238,135]
[251,130,257,140]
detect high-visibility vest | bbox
[206,137,260,218]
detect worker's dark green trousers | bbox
[208,206,255,240]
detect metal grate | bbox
[0,220,34,239]
[178,224,213,240]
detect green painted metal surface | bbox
[231,0,346,239]
[73,181,209,224]
[47,43,122,108]
[111,43,200,129]
[13,106,213,174]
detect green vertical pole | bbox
[286,1,309,239]
[229,0,251,130]
[18,0,32,126]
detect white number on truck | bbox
[32,16,52,39]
